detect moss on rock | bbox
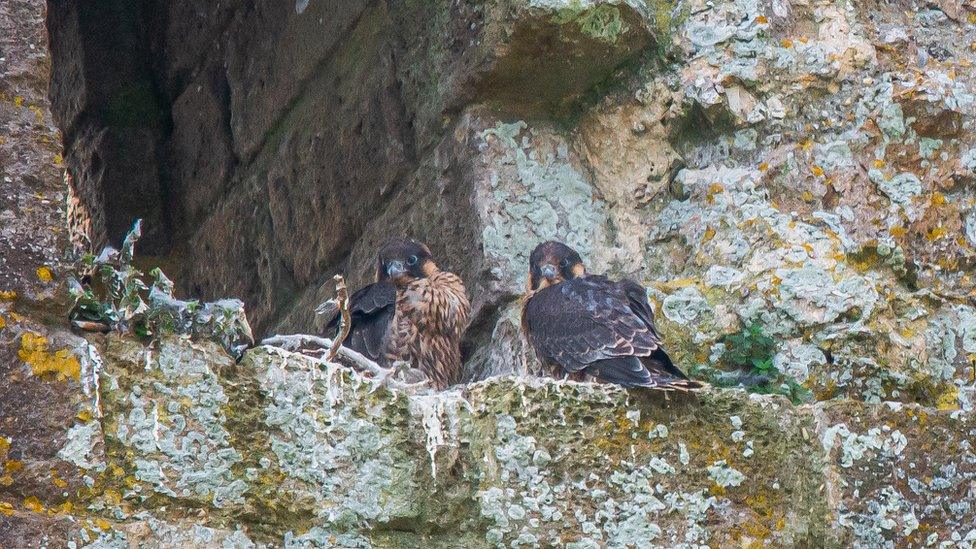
[34,337,972,547]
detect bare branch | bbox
[260,333,430,393]
[261,333,332,350]
[327,275,350,362]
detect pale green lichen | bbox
[479,121,609,286]
[869,169,922,220]
[102,337,247,508]
[58,421,105,471]
[539,0,632,43]
[706,459,745,487]
[46,337,974,547]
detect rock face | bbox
[0,0,96,544]
[1,0,975,546]
[45,0,661,335]
[5,336,975,547]
[42,0,976,416]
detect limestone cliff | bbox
[2,0,976,546]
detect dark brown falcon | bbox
[522,241,700,390]
[325,238,470,390]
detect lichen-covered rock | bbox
[7,0,976,545]
[0,0,98,533]
[815,400,976,546]
[10,336,970,547]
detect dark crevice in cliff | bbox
[47,0,174,254]
[46,0,661,339]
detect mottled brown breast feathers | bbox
[388,270,470,389]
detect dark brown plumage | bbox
[325,238,469,389]
[325,281,396,363]
[522,241,700,390]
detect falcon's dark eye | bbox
[559,258,570,268]
[408,255,418,265]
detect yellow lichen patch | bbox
[0,501,13,516]
[13,96,24,107]
[23,496,44,513]
[780,38,793,48]
[708,183,725,194]
[77,409,93,422]
[758,162,769,171]
[702,227,716,243]
[0,290,15,300]
[103,489,122,506]
[5,460,24,473]
[931,192,947,206]
[935,385,959,411]
[873,159,886,168]
[756,15,768,24]
[810,166,825,177]
[36,266,53,283]
[657,278,697,291]
[926,226,947,241]
[889,226,907,238]
[0,315,5,330]
[28,105,44,123]
[18,333,81,381]
[801,191,814,201]
[50,469,68,489]
[93,517,112,531]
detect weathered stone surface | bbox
[0,510,74,549]
[815,400,976,546]
[46,0,662,335]
[0,0,93,529]
[8,0,976,546]
[9,335,972,547]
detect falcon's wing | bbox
[615,277,691,382]
[325,281,396,362]
[523,277,662,372]
[525,276,696,388]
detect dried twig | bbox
[327,275,350,362]
[260,333,429,392]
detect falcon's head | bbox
[376,238,436,285]
[528,241,585,291]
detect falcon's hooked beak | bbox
[387,260,407,279]
[530,263,564,291]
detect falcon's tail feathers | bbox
[640,352,704,391]
[583,356,704,391]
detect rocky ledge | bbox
[1,335,973,547]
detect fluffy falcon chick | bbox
[522,241,700,390]
[325,238,470,390]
